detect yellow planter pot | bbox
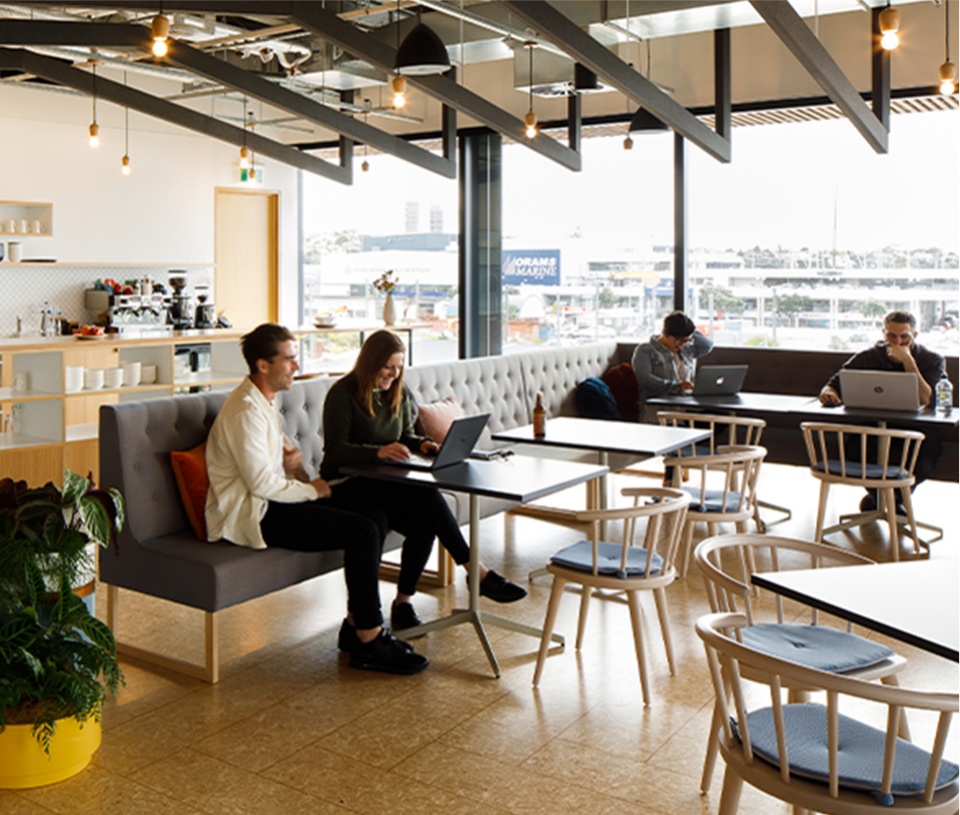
[0,715,101,789]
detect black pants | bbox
[259,497,387,630]
[333,478,470,597]
[844,426,943,497]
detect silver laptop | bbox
[839,370,921,412]
[385,413,490,471]
[692,365,748,396]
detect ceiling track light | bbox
[88,60,100,148]
[524,41,538,139]
[151,12,170,58]
[879,3,900,51]
[940,0,957,96]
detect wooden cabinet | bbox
[0,332,247,485]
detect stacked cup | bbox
[83,368,104,390]
[64,365,84,393]
[121,361,141,387]
[104,368,124,389]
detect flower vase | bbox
[382,292,396,326]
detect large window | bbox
[301,152,458,370]
[687,111,959,356]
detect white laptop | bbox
[692,365,748,396]
[839,370,922,412]
[384,413,490,471]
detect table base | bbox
[394,610,564,678]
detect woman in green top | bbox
[322,330,526,635]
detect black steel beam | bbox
[498,0,731,163]
[287,1,581,172]
[0,47,351,183]
[871,7,891,130]
[749,0,888,153]
[714,29,731,142]
[162,38,456,178]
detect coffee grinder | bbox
[194,285,216,329]
[167,271,193,329]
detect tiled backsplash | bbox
[0,264,212,337]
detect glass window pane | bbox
[301,153,458,371]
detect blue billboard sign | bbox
[503,250,561,286]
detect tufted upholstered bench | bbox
[98,341,629,683]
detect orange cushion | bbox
[416,397,464,443]
[170,442,209,541]
[602,363,639,422]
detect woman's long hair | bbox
[351,329,406,416]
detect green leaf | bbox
[61,470,89,507]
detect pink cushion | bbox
[416,397,464,443]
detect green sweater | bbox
[321,373,429,480]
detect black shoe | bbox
[476,570,528,604]
[338,617,413,653]
[391,601,423,631]
[349,629,429,675]
[859,493,877,513]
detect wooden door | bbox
[214,188,278,329]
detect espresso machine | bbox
[167,271,193,329]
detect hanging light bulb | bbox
[524,42,538,139]
[88,60,99,147]
[879,4,900,51]
[623,133,634,151]
[239,96,251,168]
[361,103,371,172]
[939,0,957,96]
[391,74,407,108]
[121,72,131,175]
[151,13,170,58]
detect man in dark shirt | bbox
[819,310,945,511]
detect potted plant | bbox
[0,470,125,788]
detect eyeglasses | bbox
[675,336,693,346]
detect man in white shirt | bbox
[205,323,427,675]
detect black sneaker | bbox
[859,493,878,513]
[338,618,412,653]
[391,601,423,631]
[476,570,528,603]
[349,629,429,675]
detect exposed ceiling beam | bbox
[0,18,456,179]
[162,39,456,179]
[497,0,731,163]
[0,46,351,184]
[286,1,581,172]
[748,0,888,154]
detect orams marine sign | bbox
[503,250,560,286]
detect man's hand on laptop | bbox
[378,442,412,462]
[678,379,695,392]
[819,386,842,406]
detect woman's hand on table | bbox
[419,440,440,456]
[377,442,411,462]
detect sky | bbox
[303,109,960,256]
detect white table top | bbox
[492,416,712,457]
[752,559,959,662]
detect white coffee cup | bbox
[19,219,29,234]
[8,241,22,262]
[6,219,15,233]
[140,364,158,384]
[84,368,105,390]
[121,361,141,386]
[65,365,84,393]
[32,220,43,235]
[104,368,124,389]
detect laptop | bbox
[385,412,490,471]
[839,370,922,412]
[692,365,748,396]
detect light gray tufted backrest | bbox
[517,343,621,420]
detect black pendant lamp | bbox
[395,20,451,76]
[628,107,668,133]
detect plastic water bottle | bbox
[935,374,953,414]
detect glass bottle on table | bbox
[533,391,547,438]
[935,374,953,414]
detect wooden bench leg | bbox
[103,583,221,684]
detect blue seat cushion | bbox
[814,460,907,480]
[550,540,663,578]
[742,624,894,673]
[734,703,959,805]
[683,487,742,512]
